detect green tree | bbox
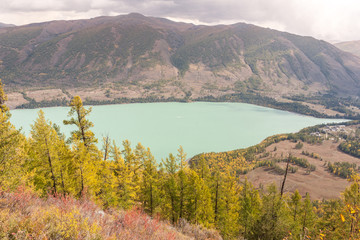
[239,178,261,239]
[250,184,289,240]
[110,141,135,209]
[301,192,316,237]
[0,79,25,189]
[63,96,100,197]
[162,153,179,223]
[28,110,62,195]
[185,169,214,227]
[140,147,159,216]
[63,96,97,149]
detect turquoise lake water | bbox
[10,102,346,160]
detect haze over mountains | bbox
[335,40,360,58]
[1,13,360,108]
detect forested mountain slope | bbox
[1,13,360,112]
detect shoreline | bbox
[12,93,357,120]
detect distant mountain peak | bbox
[0,13,359,100]
[0,22,15,28]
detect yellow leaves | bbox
[341,213,345,222]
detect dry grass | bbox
[242,139,360,199]
[0,186,195,240]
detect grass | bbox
[0,186,220,240]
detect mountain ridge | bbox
[335,40,360,58]
[1,13,360,115]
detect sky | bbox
[0,0,359,42]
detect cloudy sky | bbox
[0,0,359,42]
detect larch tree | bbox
[162,153,180,224]
[29,110,61,195]
[177,146,187,220]
[63,96,100,197]
[140,147,159,216]
[63,96,97,149]
[0,79,25,189]
[110,141,135,209]
[239,177,261,239]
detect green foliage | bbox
[0,26,42,49]
[327,162,357,179]
[3,85,360,239]
[295,141,303,149]
[339,140,360,158]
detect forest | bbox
[1,79,360,240]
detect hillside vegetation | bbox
[3,78,360,239]
[1,13,360,118]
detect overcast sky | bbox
[0,0,359,42]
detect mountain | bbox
[335,40,360,58]
[0,22,15,28]
[1,13,360,110]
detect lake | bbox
[10,102,346,160]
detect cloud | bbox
[0,0,359,42]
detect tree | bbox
[250,184,289,240]
[162,153,179,223]
[29,110,61,195]
[185,169,214,227]
[300,192,316,237]
[239,178,261,239]
[63,96,100,197]
[63,96,97,149]
[110,141,135,209]
[177,146,187,220]
[0,79,24,189]
[140,147,159,216]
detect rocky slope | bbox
[1,13,360,109]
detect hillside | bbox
[0,187,221,240]
[191,121,360,200]
[2,81,360,239]
[1,13,360,115]
[0,23,15,28]
[335,40,360,58]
